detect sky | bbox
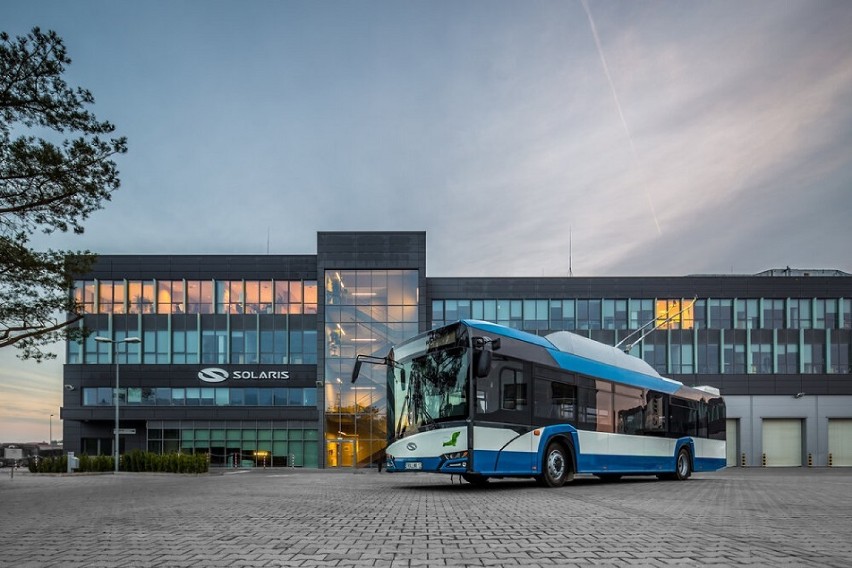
[2,0,851,442]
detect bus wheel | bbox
[675,448,692,480]
[541,442,572,487]
[462,473,489,486]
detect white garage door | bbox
[762,419,802,467]
[726,419,738,466]
[828,419,852,467]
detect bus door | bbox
[473,360,534,473]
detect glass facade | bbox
[82,387,317,407]
[146,421,318,468]
[323,270,419,467]
[68,279,318,365]
[431,297,852,376]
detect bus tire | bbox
[462,473,490,486]
[540,441,572,488]
[675,448,692,480]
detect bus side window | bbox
[645,392,666,433]
[614,385,643,435]
[501,367,527,410]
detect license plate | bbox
[405,461,422,470]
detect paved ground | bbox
[1,467,851,567]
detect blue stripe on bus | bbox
[694,457,727,472]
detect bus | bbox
[351,320,726,486]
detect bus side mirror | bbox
[350,360,362,383]
[475,349,492,378]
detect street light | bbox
[49,414,54,445]
[335,378,343,467]
[95,336,141,473]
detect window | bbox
[735,299,759,329]
[432,300,444,326]
[98,281,126,314]
[142,318,169,364]
[603,300,628,330]
[630,299,654,329]
[776,331,799,373]
[670,331,694,374]
[172,326,199,364]
[763,299,785,329]
[613,385,643,435]
[201,325,228,364]
[656,299,693,330]
[803,330,825,373]
[522,300,549,331]
[708,299,732,329]
[642,332,667,374]
[697,330,720,374]
[830,330,851,373]
[669,397,698,437]
[157,281,185,314]
[723,331,746,373]
[217,281,244,314]
[577,300,601,330]
[74,280,96,313]
[750,331,773,373]
[186,280,213,314]
[501,367,528,410]
[553,300,575,330]
[789,299,811,329]
[127,280,155,314]
[534,379,576,421]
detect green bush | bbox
[28,451,208,474]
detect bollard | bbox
[741,452,747,467]
[762,453,767,467]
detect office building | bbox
[60,232,852,468]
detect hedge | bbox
[28,451,208,474]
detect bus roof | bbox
[462,320,691,396]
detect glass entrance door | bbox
[326,439,355,467]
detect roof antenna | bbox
[569,226,573,277]
[266,227,270,254]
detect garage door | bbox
[726,419,738,466]
[828,419,852,467]
[762,419,802,467]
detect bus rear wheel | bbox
[539,442,573,488]
[675,448,692,480]
[658,448,692,481]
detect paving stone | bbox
[1,468,851,567]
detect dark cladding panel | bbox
[79,254,317,280]
[317,231,426,271]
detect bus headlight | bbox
[441,450,468,461]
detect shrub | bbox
[27,451,207,474]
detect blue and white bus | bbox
[352,320,726,486]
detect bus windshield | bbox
[389,324,470,440]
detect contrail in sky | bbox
[580,0,662,235]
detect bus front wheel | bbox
[539,442,573,488]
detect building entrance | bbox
[326,439,355,467]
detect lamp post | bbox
[95,336,141,473]
[49,414,54,445]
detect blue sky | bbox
[2,1,851,441]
